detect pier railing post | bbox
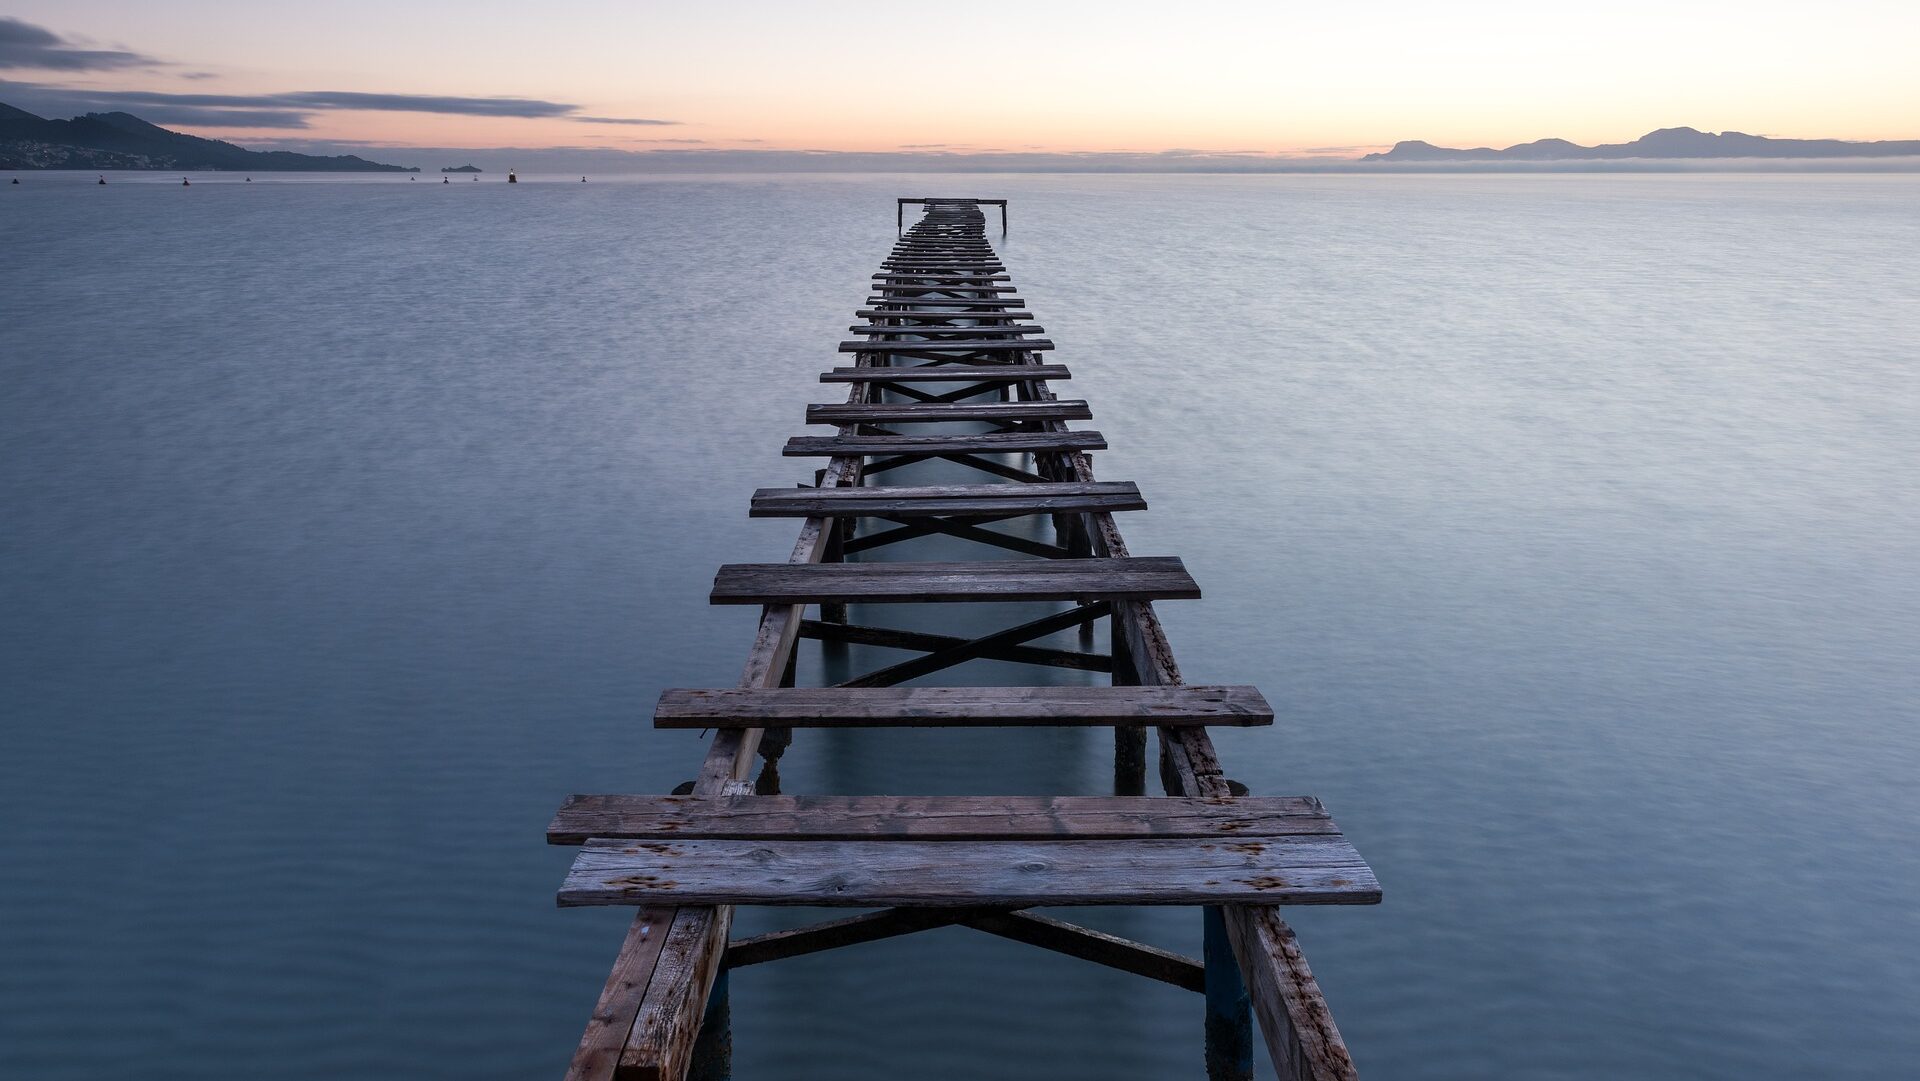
[1204,906,1254,1081]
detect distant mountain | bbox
[0,103,416,171]
[441,164,483,173]
[1363,127,1920,162]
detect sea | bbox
[3,170,1917,1080]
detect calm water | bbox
[3,172,1917,1080]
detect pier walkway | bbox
[548,198,1378,1080]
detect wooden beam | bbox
[645,685,1272,731]
[723,908,968,968]
[550,793,1327,843]
[709,557,1200,606]
[559,836,1381,907]
[796,618,1112,673]
[957,910,1206,993]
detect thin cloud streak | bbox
[0,16,156,72]
[0,78,678,127]
[571,115,680,126]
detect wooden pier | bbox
[549,198,1378,1080]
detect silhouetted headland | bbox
[0,103,416,171]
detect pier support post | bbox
[1109,610,1148,795]
[687,968,733,1081]
[1203,906,1254,1081]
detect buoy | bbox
[507,169,517,184]
[98,176,106,185]
[182,178,190,186]
[581,176,587,182]
[10,178,18,185]
[443,177,449,184]
[245,177,252,182]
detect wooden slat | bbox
[871,284,1018,293]
[750,480,1140,518]
[822,364,1066,382]
[618,905,727,1081]
[841,338,1051,353]
[783,430,1107,457]
[559,836,1379,907]
[865,298,1025,307]
[550,792,1321,844]
[563,907,675,1081]
[805,400,1089,425]
[853,310,1033,320]
[875,274,1013,282]
[709,556,1199,605]
[650,684,1266,728]
[850,324,1043,335]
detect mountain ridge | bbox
[1363,127,1920,162]
[0,103,416,171]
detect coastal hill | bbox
[1363,127,1920,162]
[0,103,416,171]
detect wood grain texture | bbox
[619,905,729,1081]
[562,907,674,1081]
[839,338,1052,352]
[821,364,1064,382]
[709,556,1199,605]
[863,297,1026,307]
[851,310,1035,321]
[784,430,1105,458]
[750,481,1141,518]
[805,400,1090,425]
[550,793,1326,844]
[849,324,1043,335]
[649,684,1266,729]
[559,837,1379,908]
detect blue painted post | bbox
[1204,906,1254,1081]
[688,968,732,1081]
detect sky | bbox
[3,0,1918,159]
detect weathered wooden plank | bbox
[709,556,1200,605]
[871,284,1019,293]
[850,324,1043,335]
[821,364,1065,382]
[865,297,1026,307]
[874,273,1013,281]
[550,793,1324,844]
[853,310,1034,320]
[563,907,675,1081]
[618,905,729,1081]
[783,430,1107,457]
[750,481,1140,518]
[805,400,1089,425]
[840,338,1052,353]
[559,837,1379,907]
[650,683,1266,730]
